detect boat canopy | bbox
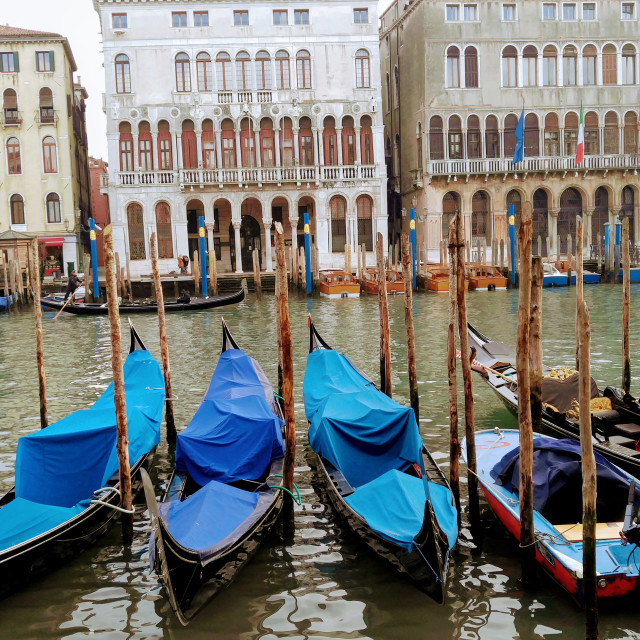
[175,349,284,486]
[14,349,164,509]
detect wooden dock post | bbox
[557,234,561,265]
[252,248,262,298]
[357,244,363,286]
[567,234,573,286]
[376,232,392,398]
[193,250,200,297]
[115,253,123,299]
[125,249,132,301]
[608,217,615,282]
[546,237,551,263]
[314,245,320,290]
[537,234,542,258]
[30,239,47,428]
[299,247,306,292]
[150,232,176,444]
[447,218,460,513]
[576,218,584,368]
[344,243,351,276]
[4,259,12,313]
[500,239,505,270]
[274,222,296,501]
[622,217,631,394]
[209,249,218,296]
[83,252,93,303]
[530,256,543,442]
[596,232,602,272]
[401,234,418,420]
[103,225,134,543]
[439,239,444,266]
[456,214,479,525]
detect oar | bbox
[456,349,516,384]
[53,294,75,319]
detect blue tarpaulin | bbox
[175,349,284,486]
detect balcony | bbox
[2,109,21,127]
[36,107,57,126]
[115,171,176,186]
[426,154,640,180]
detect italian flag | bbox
[576,104,584,165]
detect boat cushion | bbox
[614,423,640,439]
[162,479,260,553]
[0,497,85,551]
[542,373,600,414]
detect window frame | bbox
[582,2,596,20]
[196,52,212,92]
[10,194,25,225]
[463,3,478,20]
[0,52,17,74]
[6,137,21,174]
[273,9,288,25]
[445,4,460,21]
[622,2,636,19]
[171,11,188,27]
[175,53,191,93]
[36,51,53,73]
[353,8,369,23]
[42,136,58,174]
[542,3,557,19]
[294,9,309,24]
[296,50,312,89]
[275,50,291,90]
[46,192,61,224]
[355,49,370,89]
[112,13,128,29]
[194,11,209,27]
[502,3,517,21]
[561,2,577,20]
[234,10,249,25]
[115,54,131,94]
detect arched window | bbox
[524,113,539,156]
[296,50,312,89]
[563,45,577,85]
[361,115,374,164]
[442,192,459,238]
[181,120,197,169]
[394,67,400,103]
[202,119,215,169]
[216,52,232,91]
[236,51,251,91]
[394,134,400,176]
[584,111,599,156]
[593,187,609,245]
[523,45,537,86]
[446,46,460,88]
[564,112,579,156]
[624,111,638,154]
[42,136,57,173]
[621,186,635,243]
[544,113,559,156]
[46,192,61,223]
[342,116,355,165]
[275,50,290,89]
[196,52,212,91]
[240,118,255,167]
[472,191,490,242]
[357,195,373,251]
[355,49,370,88]
[532,189,549,255]
[256,50,271,90]
[502,45,517,87]
[330,196,347,252]
[485,115,499,158]
[175,53,191,92]
[3,88,18,124]
[299,116,314,165]
[583,45,597,85]
[221,118,236,167]
[543,46,557,86]
[155,201,173,258]
[119,122,133,171]
[281,117,294,166]
[323,116,337,165]
[138,121,153,171]
[604,111,619,154]
[429,115,444,160]
[448,115,462,159]
[506,189,521,230]
[259,117,274,167]
[6,136,21,174]
[115,54,130,93]
[157,120,173,170]
[416,121,423,168]
[558,188,582,252]
[127,202,146,260]
[467,115,481,158]
[622,44,637,85]
[38,87,54,123]
[10,194,24,225]
[504,113,518,157]
[603,44,617,85]
[465,46,478,87]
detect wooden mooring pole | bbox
[530,256,543,438]
[576,218,584,369]
[376,232,392,398]
[447,218,460,513]
[622,217,631,394]
[252,248,262,298]
[150,232,176,444]
[456,214,479,525]
[209,249,218,296]
[30,239,47,428]
[3,259,11,313]
[516,202,535,585]
[103,225,134,543]
[401,233,418,420]
[567,234,573,287]
[193,250,200,297]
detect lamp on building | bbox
[401,207,407,218]
[412,196,417,209]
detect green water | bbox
[0,285,639,639]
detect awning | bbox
[38,237,65,247]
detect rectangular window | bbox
[273,10,288,25]
[463,4,477,19]
[562,3,576,19]
[583,55,596,85]
[543,56,556,85]
[294,9,309,24]
[160,138,172,170]
[36,51,54,73]
[301,135,313,165]
[502,3,516,20]
[112,13,127,28]
[223,138,235,167]
[446,4,459,20]
[262,137,274,167]
[563,55,576,85]
[172,11,187,27]
[503,57,517,86]
[543,3,556,19]
[354,8,368,23]
[582,3,596,19]
[0,52,16,73]
[234,10,248,25]
[622,2,635,18]
[194,11,209,26]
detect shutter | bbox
[13,52,19,72]
[49,51,55,71]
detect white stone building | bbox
[93,0,387,277]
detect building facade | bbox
[94,0,387,278]
[0,25,91,275]
[380,0,640,261]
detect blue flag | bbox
[513,107,524,164]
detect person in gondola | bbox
[183,255,190,273]
[63,270,83,305]
[177,289,191,304]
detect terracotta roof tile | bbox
[0,25,62,39]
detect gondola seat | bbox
[613,423,640,439]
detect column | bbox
[336,128,343,165]
[263,216,273,272]
[205,221,214,249]
[215,130,223,169]
[151,132,158,171]
[317,128,324,172]
[176,133,183,169]
[235,129,242,170]
[460,51,466,88]
[537,53,543,87]
[195,129,203,168]
[517,52,523,88]
[577,52,584,86]
[274,128,281,166]
[289,215,299,256]
[293,128,300,165]
[233,220,242,273]
[312,127,320,165]
[354,127,361,164]
[548,209,559,252]
[132,133,139,171]
[584,210,593,254]
[596,51,603,85]
[557,54,563,87]
[617,51,623,86]
[254,128,262,168]
[599,126,604,157]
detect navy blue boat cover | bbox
[175,349,284,486]
[1,349,164,551]
[304,348,458,551]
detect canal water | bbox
[1,285,639,639]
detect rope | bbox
[270,475,302,505]
[89,499,136,514]
[413,541,441,582]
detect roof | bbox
[0,25,77,72]
[0,229,34,242]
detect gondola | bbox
[142,319,287,625]
[0,321,164,598]
[463,429,640,606]
[40,287,244,315]
[467,323,640,476]
[303,319,458,603]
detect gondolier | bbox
[63,270,83,304]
